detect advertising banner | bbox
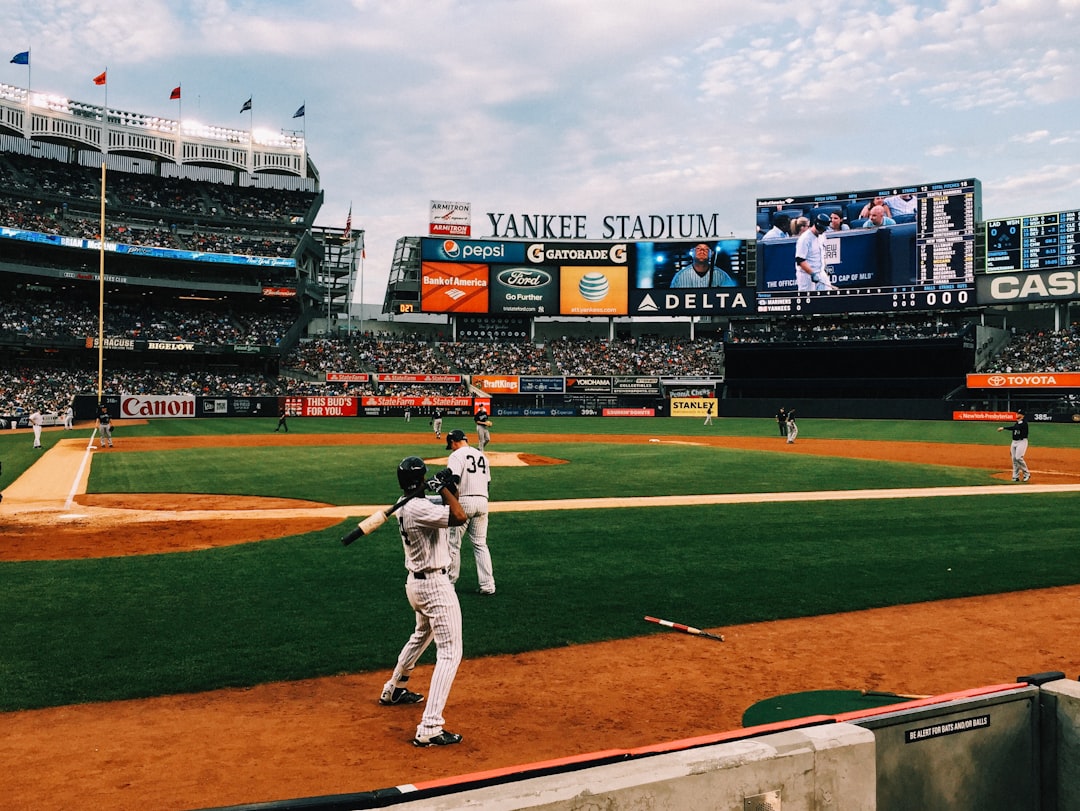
[670,397,717,417]
[360,396,473,408]
[283,396,359,417]
[121,395,196,419]
[966,373,1080,389]
[559,266,628,315]
[421,238,527,263]
[472,375,520,394]
[421,261,489,313]
[952,411,1020,421]
[375,374,463,385]
[327,372,371,383]
[566,376,613,393]
[429,200,472,237]
[520,376,565,393]
[489,265,560,314]
[612,377,661,395]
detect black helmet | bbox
[813,212,831,230]
[397,456,428,491]
[445,428,467,450]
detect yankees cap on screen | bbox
[445,429,467,450]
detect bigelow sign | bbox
[121,395,196,418]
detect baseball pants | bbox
[387,572,463,739]
[448,497,494,593]
[1011,439,1029,479]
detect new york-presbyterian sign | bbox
[486,212,725,241]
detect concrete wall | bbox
[389,723,876,811]
[1040,679,1080,811]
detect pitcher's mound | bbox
[427,451,567,467]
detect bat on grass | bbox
[341,485,425,546]
[644,615,725,642]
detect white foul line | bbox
[64,430,99,511]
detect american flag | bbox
[344,205,352,241]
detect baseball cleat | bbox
[412,730,462,747]
[1023,473,1031,482]
[380,687,424,706]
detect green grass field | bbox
[1,416,1077,712]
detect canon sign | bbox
[122,395,196,418]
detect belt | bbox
[411,568,446,580]
[459,494,487,499]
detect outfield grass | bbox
[1,417,1077,712]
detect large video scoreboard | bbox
[418,237,757,317]
[754,178,981,314]
[985,209,1080,273]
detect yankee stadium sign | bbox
[487,212,725,241]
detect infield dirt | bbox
[2,429,1079,811]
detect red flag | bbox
[93,70,107,86]
[170,86,181,100]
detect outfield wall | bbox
[207,677,1080,811]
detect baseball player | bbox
[430,410,444,439]
[473,407,492,451]
[30,407,43,448]
[703,399,715,426]
[785,409,798,444]
[380,456,468,747]
[444,429,495,595]
[997,409,1031,482]
[96,406,114,448]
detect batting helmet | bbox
[813,212,831,230]
[397,456,428,491]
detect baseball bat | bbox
[341,485,425,546]
[644,615,725,642]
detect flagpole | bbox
[102,67,109,156]
[24,49,31,140]
[97,161,106,407]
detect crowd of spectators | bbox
[726,317,967,344]
[984,325,1080,373]
[1,151,312,259]
[7,313,1080,410]
[0,365,283,414]
[547,335,724,376]
[0,295,296,346]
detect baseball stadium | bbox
[3,79,1080,811]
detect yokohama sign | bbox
[121,395,196,418]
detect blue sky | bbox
[5,0,1079,305]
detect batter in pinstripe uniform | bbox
[444,429,495,595]
[380,456,468,747]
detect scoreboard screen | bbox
[985,209,1080,273]
[754,178,981,315]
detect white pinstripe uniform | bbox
[385,495,463,741]
[447,441,494,594]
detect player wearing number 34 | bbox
[445,428,496,595]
